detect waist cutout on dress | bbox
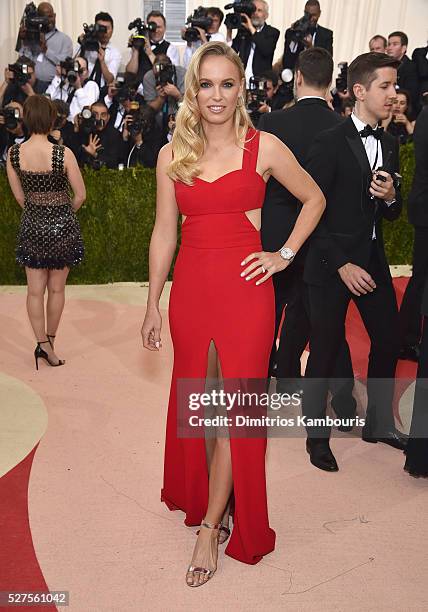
[181,212,261,249]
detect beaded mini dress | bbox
[10,143,84,269]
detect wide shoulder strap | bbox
[242,128,260,173]
[52,143,65,173]
[9,143,20,171]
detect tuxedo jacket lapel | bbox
[344,117,372,178]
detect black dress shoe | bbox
[306,438,339,472]
[399,344,420,362]
[362,428,408,451]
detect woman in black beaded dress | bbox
[6,95,86,368]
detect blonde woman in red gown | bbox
[141,41,325,587]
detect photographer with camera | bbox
[182,7,226,69]
[0,57,39,108]
[48,99,75,149]
[126,11,180,87]
[255,69,288,114]
[122,104,163,168]
[17,3,73,94]
[143,54,185,141]
[282,0,333,72]
[74,101,125,169]
[104,74,144,133]
[227,0,279,86]
[45,56,99,122]
[76,12,121,89]
[0,102,27,166]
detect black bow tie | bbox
[359,125,384,140]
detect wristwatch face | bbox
[280,247,295,260]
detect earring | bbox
[237,95,244,107]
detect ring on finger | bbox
[261,266,266,273]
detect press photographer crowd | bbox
[1,0,428,171]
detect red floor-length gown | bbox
[161,128,276,564]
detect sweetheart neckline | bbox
[194,168,267,185]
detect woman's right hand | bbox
[141,306,162,350]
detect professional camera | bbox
[80,23,107,52]
[289,11,312,41]
[0,107,21,130]
[20,2,50,44]
[224,1,255,30]
[335,62,348,94]
[79,108,98,134]
[184,6,213,43]
[8,61,32,86]
[59,57,81,85]
[247,76,268,111]
[154,62,176,87]
[128,18,157,48]
[126,101,144,137]
[111,73,136,103]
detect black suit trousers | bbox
[269,262,309,379]
[303,243,400,438]
[399,226,428,347]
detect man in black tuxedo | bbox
[412,44,428,101]
[387,32,420,116]
[283,0,333,72]
[229,0,279,84]
[258,48,355,424]
[303,52,407,471]
[399,107,428,361]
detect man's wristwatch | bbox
[279,246,296,262]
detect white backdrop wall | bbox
[1,0,426,77]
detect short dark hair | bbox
[95,12,113,28]
[147,10,166,26]
[295,47,333,89]
[52,99,70,117]
[207,7,224,23]
[91,100,109,112]
[388,31,408,47]
[305,0,321,9]
[16,55,36,70]
[262,70,278,87]
[347,52,400,103]
[370,35,387,48]
[23,94,56,134]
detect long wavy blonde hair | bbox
[167,41,254,185]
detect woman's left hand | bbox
[240,251,289,285]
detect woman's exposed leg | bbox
[187,346,233,586]
[25,267,48,341]
[204,342,232,536]
[46,267,69,345]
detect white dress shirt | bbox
[74,42,122,88]
[104,94,126,131]
[245,24,264,87]
[351,112,387,239]
[46,76,100,121]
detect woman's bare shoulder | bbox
[158,142,173,165]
